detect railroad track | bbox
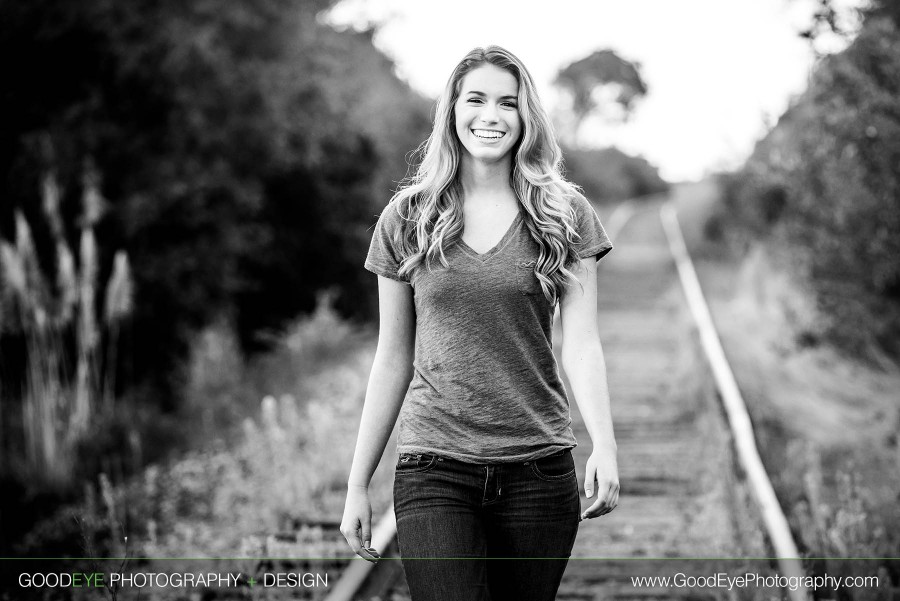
[319,193,806,601]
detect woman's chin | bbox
[463,148,513,165]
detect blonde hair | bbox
[390,45,587,305]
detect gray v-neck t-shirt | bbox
[364,194,612,463]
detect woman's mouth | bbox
[472,129,505,140]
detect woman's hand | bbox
[340,485,381,562]
[580,445,620,520]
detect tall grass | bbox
[0,161,133,488]
[16,299,390,571]
[790,440,900,600]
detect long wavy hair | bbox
[391,45,587,305]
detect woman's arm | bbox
[559,257,620,520]
[341,275,415,559]
[347,275,416,486]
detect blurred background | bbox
[0,0,897,580]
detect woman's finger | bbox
[582,480,622,519]
[358,545,381,563]
[583,462,597,498]
[344,525,380,563]
[581,498,606,519]
[361,520,372,553]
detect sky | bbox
[324,0,866,182]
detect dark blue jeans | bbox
[393,448,581,601]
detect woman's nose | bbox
[480,102,499,123]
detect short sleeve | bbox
[364,203,411,283]
[570,195,613,262]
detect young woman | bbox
[341,45,619,601]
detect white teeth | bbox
[472,129,504,139]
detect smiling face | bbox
[453,64,522,167]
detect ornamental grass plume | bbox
[0,159,134,487]
[73,164,102,435]
[0,241,26,326]
[13,210,49,330]
[7,204,69,484]
[43,170,79,327]
[103,251,133,410]
[104,251,133,325]
[56,242,78,327]
[0,229,27,314]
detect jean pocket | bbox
[516,259,539,296]
[529,450,576,481]
[395,453,439,475]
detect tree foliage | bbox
[562,146,668,201]
[554,49,648,144]
[0,0,431,406]
[551,49,663,198]
[717,12,900,360]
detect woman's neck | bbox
[458,155,516,207]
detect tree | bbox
[553,49,647,147]
[0,0,430,409]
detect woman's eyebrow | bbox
[463,90,518,100]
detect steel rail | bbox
[659,202,809,601]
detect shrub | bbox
[711,16,900,364]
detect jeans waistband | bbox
[400,448,571,465]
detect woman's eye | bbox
[464,97,516,108]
